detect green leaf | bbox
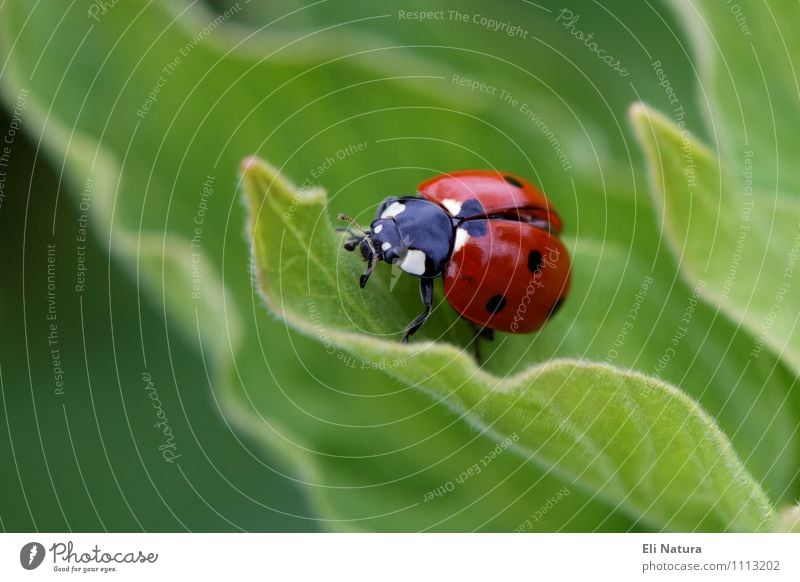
[630,103,800,375]
[242,155,776,532]
[667,0,800,196]
[778,505,800,533]
[3,0,796,532]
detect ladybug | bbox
[340,170,571,348]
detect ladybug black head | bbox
[365,218,405,264]
[339,213,405,288]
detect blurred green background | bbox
[0,112,313,530]
[0,0,796,532]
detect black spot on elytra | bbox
[486,294,507,314]
[528,250,543,273]
[504,175,523,188]
[547,297,565,319]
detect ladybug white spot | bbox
[381,242,392,251]
[453,227,470,254]
[441,198,463,216]
[380,201,406,219]
[400,249,426,276]
[373,224,383,234]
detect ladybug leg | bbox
[337,227,364,252]
[467,321,495,364]
[336,214,369,252]
[341,232,361,252]
[401,277,434,343]
[359,256,376,288]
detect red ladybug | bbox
[341,170,571,348]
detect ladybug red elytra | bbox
[341,170,571,347]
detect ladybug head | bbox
[338,214,407,288]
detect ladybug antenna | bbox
[338,214,375,267]
[337,213,368,234]
[337,214,377,287]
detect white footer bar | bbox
[1,534,797,581]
